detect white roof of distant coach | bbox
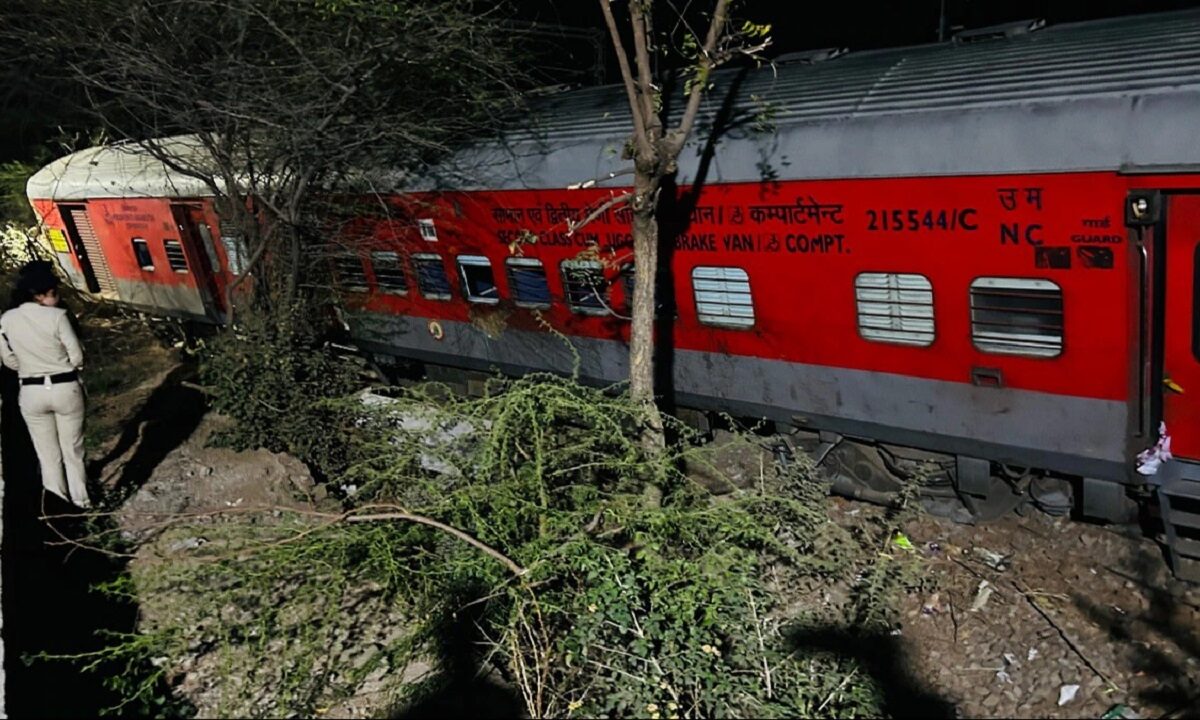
[26,136,218,202]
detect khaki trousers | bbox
[18,380,89,508]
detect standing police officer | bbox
[0,262,89,509]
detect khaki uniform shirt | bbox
[0,303,84,378]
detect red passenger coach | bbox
[24,10,1200,577]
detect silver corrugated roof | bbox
[510,8,1200,142]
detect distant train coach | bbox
[25,9,1200,578]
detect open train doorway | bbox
[56,203,118,299]
[170,203,226,322]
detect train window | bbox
[370,251,408,294]
[855,273,935,346]
[131,238,154,271]
[412,253,451,299]
[506,258,551,307]
[692,266,755,328]
[163,239,189,273]
[221,235,247,275]
[457,255,500,304]
[418,219,438,242]
[334,253,369,291]
[561,260,608,314]
[619,264,675,319]
[970,277,1063,357]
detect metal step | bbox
[1158,480,1200,582]
[1162,478,1200,501]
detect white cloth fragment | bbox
[1137,421,1173,475]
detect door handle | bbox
[971,366,1003,388]
[1164,376,1185,394]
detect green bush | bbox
[79,374,925,717]
[197,306,363,475]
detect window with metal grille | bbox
[618,264,674,319]
[370,251,408,294]
[506,258,550,307]
[457,255,499,304]
[334,254,368,291]
[131,238,154,270]
[970,277,1063,357]
[692,266,755,327]
[413,253,451,299]
[855,273,935,346]
[163,239,189,273]
[561,260,607,314]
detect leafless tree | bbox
[14,0,526,322]
[592,0,770,448]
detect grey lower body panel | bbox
[350,312,1131,481]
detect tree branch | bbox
[597,0,651,157]
[566,192,632,236]
[628,0,658,134]
[670,0,733,153]
[347,511,527,576]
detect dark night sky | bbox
[3,1,1199,163]
[512,0,1200,85]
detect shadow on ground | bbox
[1074,540,1200,716]
[786,626,957,718]
[2,363,201,717]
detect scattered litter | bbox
[1058,684,1080,706]
[167,536,207,553]
[847,508,861,516]
[892,531,915,552]
[995,668,1012,684]
[340,484,359,497]
[969,580,994,612]
[1137,421,1173,475]
[972,546,1010,571]
[925,541,942,555]
[1112,605,1126,615]
[224,497,243,507]
[921,592,943,616]
[889,628,902,636]
[1003,652,1017,666]
[1100,704,1140,720]
[1027,648,1039,661]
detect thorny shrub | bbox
[69,374,928,717]
[197,305,363,475]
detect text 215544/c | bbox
[865,208,979,232]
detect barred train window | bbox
[970,277,1063,357]
[561,260,607,314]
[855,273,934,346]
[457,255,499,304]
[506,258,551,307]
[692,266,754,327]
[163,239,189,273]
[370,251,407,294]
[131,238,154,271]
[334,254,368,291]
[412,253,451,299]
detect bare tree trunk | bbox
[628,185,658,405]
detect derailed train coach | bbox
[25,9,1200,578]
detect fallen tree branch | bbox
[345,510,526,576]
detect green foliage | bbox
[0,160,36,225]
[198,306,362,473]
[78,373,924,717]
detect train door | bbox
[57,203,119,299]
[170,203,226,321]
[1162,195,1200,459]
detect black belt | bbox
[20,371,79,386]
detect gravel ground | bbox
[886,505,1200,719]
